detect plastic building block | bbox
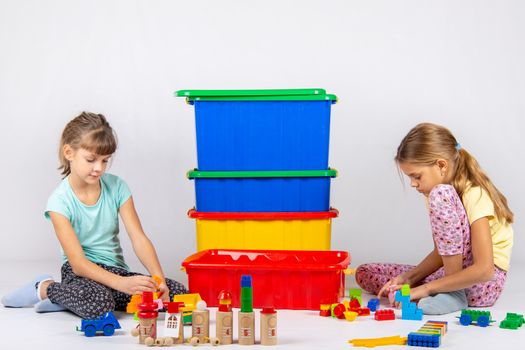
[344,311,358,322]
[349,288,362,305]
[349,335,407,347]
[319,303,331,317]
[407,332,441,348]
[499,312,524,330]
[457,309,495,327]
[407,321,448,348]
[173,293,203,324]
[374,309,395,321]
[349,298,361,309]
[367,298,380,312]
[395,290,423,321]
[78,311,121,337]
[333,303,346,320]
[401,284,410,297]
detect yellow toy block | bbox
[348,335,408,347]
[344,311,358,322]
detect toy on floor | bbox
[499,312,524,330]
[349,288,362,305]
[131,291,159,345]
[77,311,121,337]
[457,309,495,327]
[374,309,395,321]
[407,320,448,348]
[367,298,380,312]
[238,275,255,345]
[348,335,408,347]
[216,290,233,344]
[394,284,423,320]
[164,302,185,344]
[260,307,278,345]
[173,293,203,325]
[191,300,210,343]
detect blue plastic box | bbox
[188,169,337,212]
[176,89,337,171]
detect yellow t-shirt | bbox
[461,185,513,271]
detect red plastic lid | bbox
[188,208,339,220]
[261,307,276,314]
[182,249,351,271]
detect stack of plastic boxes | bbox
[177,89,350,310]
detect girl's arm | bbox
[378,247,443,297]
[119,196,169,299]
[410,217,495,300]
[48,212,156,295]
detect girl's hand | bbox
[409,284,430,301]
[377,274,409,299]
[116,275,157,295]
[158,282,170,302]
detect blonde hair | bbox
[395,123,513,224]
[58,112,117,177]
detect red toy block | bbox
[374,309,395,321]
[349,307,371,316]
[349,299,361,309]
[333,304,346,319]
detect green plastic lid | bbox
[175,88,337,102]
[187,169,338,179]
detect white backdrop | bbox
[0,0,523,284]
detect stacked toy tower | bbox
[177,89,349,310]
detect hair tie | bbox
[455,143,461,151]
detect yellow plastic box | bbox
[188,208,338,251]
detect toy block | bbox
[349,288,362,305]
[333,303,346,320]
[356,307,370,316]
[426,320,448,333]
[349,298,361,309]
[401,284,410,297]
[407,332,441,348]
[349,335,407,347]
[499,312,524,330]
[394,291,410,304]
[319,304,331,317]
[374,309,395,321]
[344,311,358,322]
[330,303,340,317]
[457,309,495,327]
[367,298,380,312]
[402,308,423,321]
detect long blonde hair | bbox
[58,112,117,177]
[395,123,513,224]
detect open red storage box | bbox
[181,249,351,310]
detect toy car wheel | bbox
[84,325,96,337]
[459,314,472,326]
[477,316,490,327]
[103,324,115,336]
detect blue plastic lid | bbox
[241,275,252,288]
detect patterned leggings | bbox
[355,263,507,307]
[47,262,188,319]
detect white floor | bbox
[1,261,524,350]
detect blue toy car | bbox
[77,311,121,337]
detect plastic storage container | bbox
[176,89,337,171]
[188,169,337,212]
[181,249,351,310]
[188,208,338,251]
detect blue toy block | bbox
[402,308,424,321]
[407,332,441,348]
[367,298,380,312]
[396,291,423,320]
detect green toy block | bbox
[499,313,524,330]
[349,288,362,305]
[401,284,410,297]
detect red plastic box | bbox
[181,249,351,310]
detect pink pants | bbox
[355,263,507,307]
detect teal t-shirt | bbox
[45,173,132,270]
